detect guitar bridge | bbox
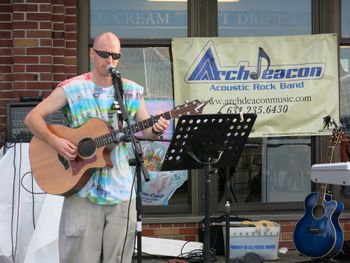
[308,227,321,234]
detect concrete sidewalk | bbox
[133,249,349,262]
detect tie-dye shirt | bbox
[59,72,143,205]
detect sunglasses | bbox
[93,49,122,60]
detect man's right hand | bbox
[52,136,77,160]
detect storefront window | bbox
[339,47,350,202]
[342,0,350,38]
[90,0,187,38]
[218,0,311,36]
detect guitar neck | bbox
[316,136,338,206]
[121,111,172,136]
[95,112,172,148]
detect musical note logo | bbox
[250,47,271,80]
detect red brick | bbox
[0,23,13,30]
[0,83,12,90]
[184,223,197,227]
[0,48,12,56]
[12,4,38,12]
[40,39,52,46]
[26,81,53,90]
[160,223,173,228]
[52,65,65,72]
[52,49,65,56]
[27,47,52,55]
[13,21,38,29]
[179,227,198,235]
[65,24,77,32]
[184,235,197,241]
[27,13,52,21]
[65,40,76,48]
[13,30,25,38]
[0,56,12,64]
[65,66,77,74]
[65,16,76,24]
[280,225,294,232]
[0,4,12,13]
[149,224,161,229]
[40,73,52,81]
[65,32,77,40]
[26,64,52,72]
[52,14,65,22]
[65,7,76,16]
[142,229,155,236]
[53,23,65,31]
[53,56,65,65]
[64,49,77,56]
[39,3,51,12]
[27,0,51,3]
[12,13,24,21]
[53,74,66,82]
[0,14,11,21]
[0,31,12,38]
[0,39,12,46]
[52,5,64,14]
[12,73,38,81]
[13,82,27,89]
[13,64,25,72]
[39,22,52,29]
[64,0,75,7]
[53,39,65,46]
[27,30,51,38]
[0,66,12,76]
[40,56,53,64]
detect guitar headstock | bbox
[171,99,207,118]
[330,124,345,147]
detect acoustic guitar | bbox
[293,124,344,259]
[29,99,206,196]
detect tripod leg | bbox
[225,168,231,263]
[203,164,211,263]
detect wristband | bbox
[152,126,164,136]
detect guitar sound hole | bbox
[313,205,324,218]
[77,137,96,159]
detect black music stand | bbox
[161,113,257,262]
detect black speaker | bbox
[198,215,251,255]
[6,102,67,143]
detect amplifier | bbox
[6,102,67,143]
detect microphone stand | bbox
[110,70,149,263]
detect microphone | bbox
[106,64,120,77]
[115,132,131,143]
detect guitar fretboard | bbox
[95,112,172,148]
[316,127,343,206]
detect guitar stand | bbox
[161,113,256,263]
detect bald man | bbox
[25,32,169,263]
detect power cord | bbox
[174,241,218,262]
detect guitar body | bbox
[293,192,344,258]
[29,118,114,196]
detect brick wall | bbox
[143,219,350,250]
[0,0,78,147]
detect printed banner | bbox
[172,34,339,137]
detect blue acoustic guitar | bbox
[293,125,344,259]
